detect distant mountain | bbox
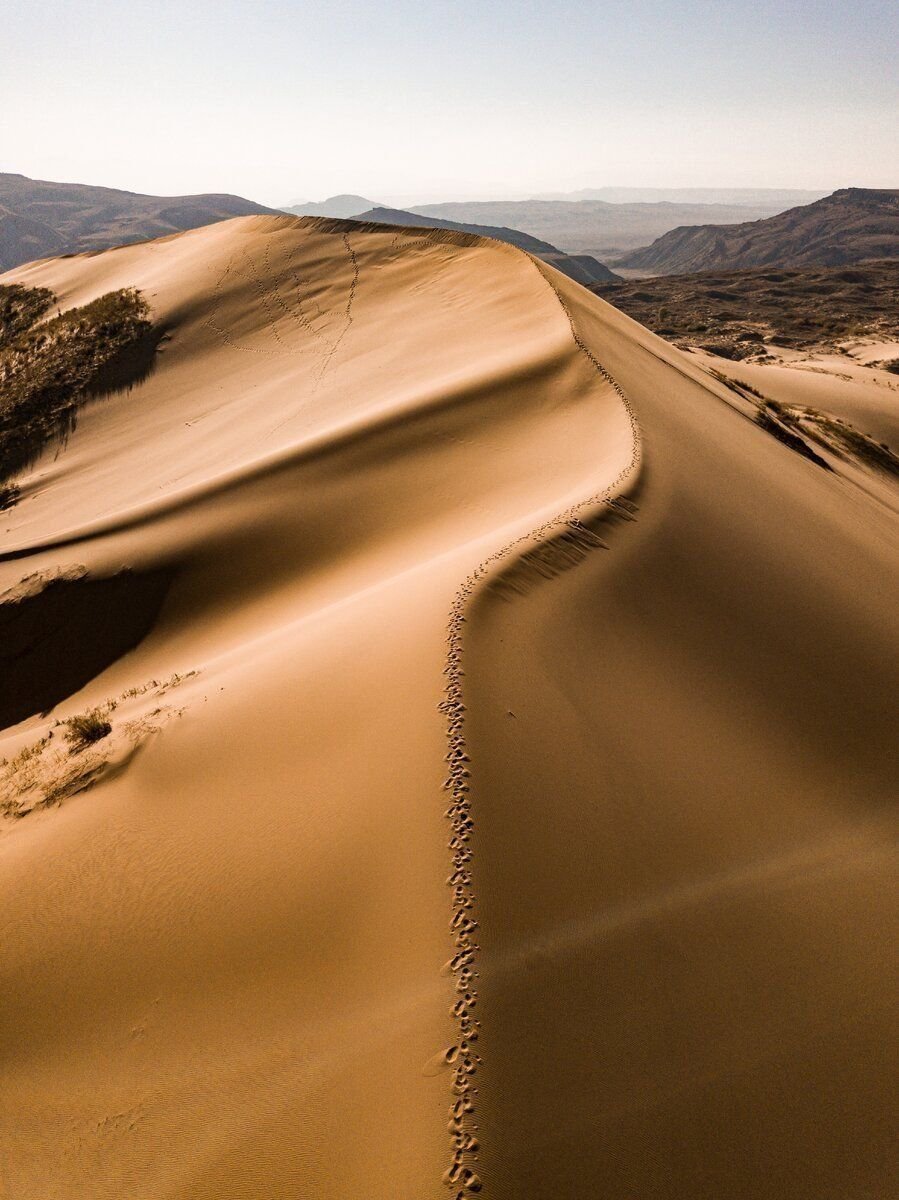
[354,206,621,285]
[616,188,899,274]
[532,187,830,208]
[0,173,277,273]
[283,195,379,219]
[408,198,794,263]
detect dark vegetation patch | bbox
[593,260,899,358]
[64,708,112,752]
[709,369,765,400]
[754,405,833,470]
[0,282,55,349]
[712,370,899,478]
[0,567,174,730]
[0,283,164,488]
[0,483,20,511]
[796,410,899,477]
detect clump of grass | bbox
[0,482,20,511]
[0,283,55,350]
[755,405,832,470]
[40,754,108,808]
[1,731,106,815]
[708,368,890,476]
[0,287,156,484]
[798,411,899,478]
[2,674,196,819]
[63,708,112,753]
[120,670,197,700]
[710,369,766,400]
[735,378,766,400]
[0,734,53,817]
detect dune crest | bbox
[0,215,895,1198]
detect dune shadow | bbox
[0,567,174,730]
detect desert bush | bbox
[799,412,899,477]
[0,283,55,350]
[63,708,112,752]
[755,405,832,470]
[0,482,20,510]
[0,287,156,484]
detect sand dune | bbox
[1,215,896,1197]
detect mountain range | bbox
[404,197,802,262]
[283,194,378,219]
[353,206,620,284]
[3,174,897,284]
[532,187,831,207]
[0,172,276,272]
[615,188,899,273]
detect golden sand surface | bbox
[1,216,896,1198]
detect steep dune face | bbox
[0,216,896,1198]
[466,271,898,1196]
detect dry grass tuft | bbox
[1,670,198,820]
[0,285,158,484]
[0,283,55,350]
[63,708,113,753]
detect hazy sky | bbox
[3,0,897,204]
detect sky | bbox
[2,0,897,205]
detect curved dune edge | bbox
[438,255,643,1196]
[459,264,898,1194]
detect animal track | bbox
[436,253,642,1197]
[204,228,360,382]
[313,231,359,386]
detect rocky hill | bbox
[615,188,899,274]
[0,172,276,271]
[356,205,620,284]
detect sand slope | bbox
[1,216,896,1198]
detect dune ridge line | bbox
[438,251,643,1197]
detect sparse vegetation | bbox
[709,368,898,478]
[0,285,158,484]
[755,405,833,470]
[797,411,899,477]
[120,670,196,700]
[0,283,55,350]
[709,369,765,400]
[1,671,197,820]
[63,708,112,752]
[593,260,899,358]
[0,482,20,511]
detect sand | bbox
[0,215,896,1198]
